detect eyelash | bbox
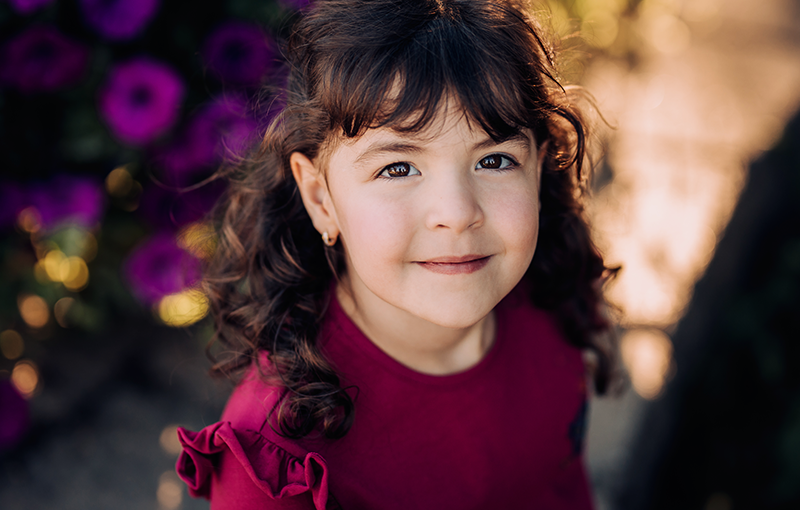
[377,154,519,179]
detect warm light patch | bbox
[18,294,49,328]
[106,166,134,197]
[157,289,209,327]
[0,330,24,360]
[620,329,674,399]
[157,471,183,510]
[12,360,40,398]
[17,207,42,233]
[159,425,183,456]
[39,250,90,290]
[54,298,75,328]
[177,222,216,260]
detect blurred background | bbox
[0,0,799,509]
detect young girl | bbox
[176,0,616,508]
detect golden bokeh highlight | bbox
[17,207,42,233]
[54,297,75,328]
[12,360,40,398]
[106,166,133,197]
[621,329,674,400]
[157,471,183,510]
[159,425,184,456]
[18,294,49,328]
[0,330,24,360]
[157,289,209,327]
[37,249,90,291]
[177,222,217,260]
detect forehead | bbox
[318,100,531,170]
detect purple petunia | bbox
[157,95,258,184]
[26,175,105,231]
[202,21,276,87]
[0,26,89,94]
[0,379,29,452]
[124,233,202,305]
[98,57,184,146]
[79,0,160,41]
[7,0,56,15]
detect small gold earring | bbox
[322,231,336,246]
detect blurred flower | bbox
[0,379,29,451]
[156,95,257,184]
[0,26,89,93]
[138,180,226,230]
[27,175,105,231]
[7,0,55,15]
[202,21,275,87]
[79,0,160,41]
[98,57,184,146]
[0,182,28,229]
[124,233,202,305]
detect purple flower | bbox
[0,379,29,452]
[156,95,257,184]
[0,26,89,93]
[138,181,226,230]
[98,57,184,146]
[7,0,55,15]
[27,175,105,231]
[202,21,276,87]
[79,0,160,41]
[124,233,202,305]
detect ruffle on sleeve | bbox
[176,422,330,510]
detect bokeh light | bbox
[17,207,42,233]
[54,297,75,328]
[157,289,209,327]
[159,424,183,456]
[177,222,217,260]
[620,329,674,399]
[0,330,25,360]
[105,166,134,197]
[11,360,40,399]
[157,471,183,510]
[18,294,49,329]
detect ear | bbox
[290,152,339,238]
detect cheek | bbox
[336,194,415,272]
[492,188,540,259]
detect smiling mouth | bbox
[415,255,492,275]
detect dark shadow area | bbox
[618,109,800,510]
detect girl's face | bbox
[292,106,543,329]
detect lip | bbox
[415,255,491,275]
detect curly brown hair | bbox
[204,0,617,440]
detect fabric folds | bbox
[176,422,330,510]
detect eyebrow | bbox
[353,132,532,165]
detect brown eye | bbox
[379,162,420,178]
[477,154,515,170]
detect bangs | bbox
[307,0,554,143]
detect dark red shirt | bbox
[177,290,594,509]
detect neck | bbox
[335,279,496,375]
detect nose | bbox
[424,171,484,233]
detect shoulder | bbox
[175,353,336,510]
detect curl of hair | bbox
[205,0,617,440]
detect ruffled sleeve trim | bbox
[176,422,330,510]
